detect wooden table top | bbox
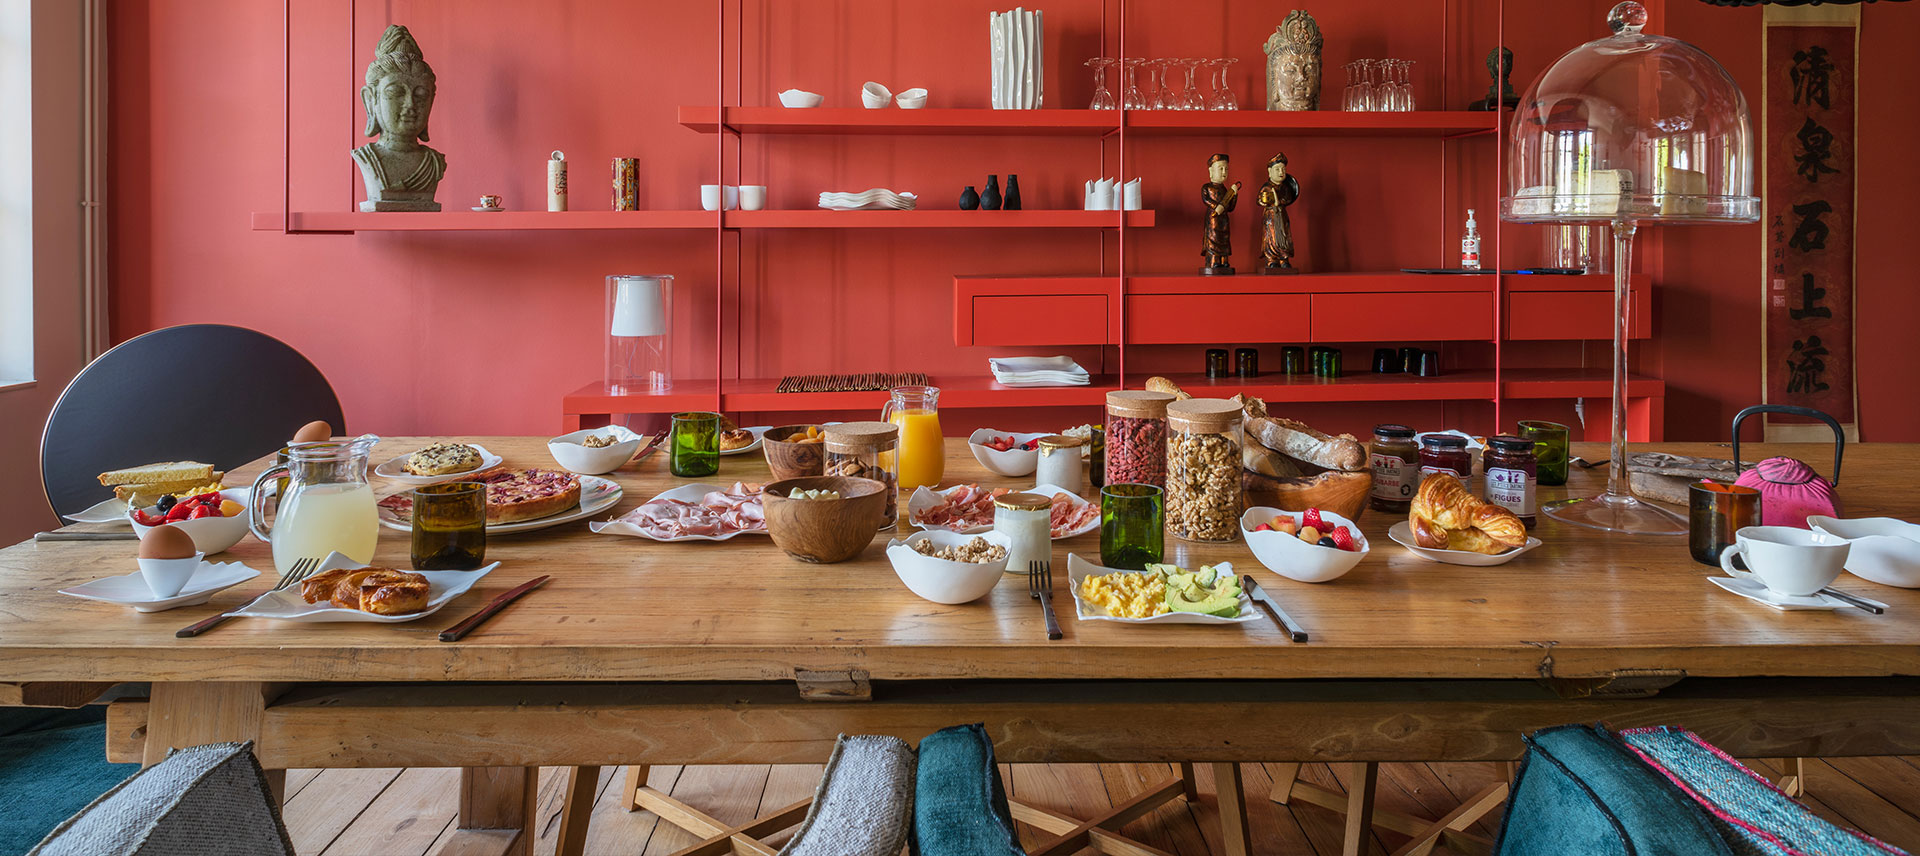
[3,436,1916,684]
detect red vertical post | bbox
[1116,0,1128,390]
[1493,0,1506,431]
[714,0,726,417]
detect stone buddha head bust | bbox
[352,25,447,212]
[1263,10,1323,112]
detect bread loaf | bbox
[1245,417,1367,472]
[1142,377,1192,400]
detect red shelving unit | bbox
[248,210,716,234]
[1122,110,1497,137]
[562,376,1118,429]
[678,106,1119,136]
[725,210,1153,229]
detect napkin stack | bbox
[819,189,919,211]
[989,356,1091,387]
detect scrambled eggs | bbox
[1079,571,1169,618]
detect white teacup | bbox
[1720,525,1850,597]
[738,185,767,211]
[700,185,740,211]
[138,552,205,599]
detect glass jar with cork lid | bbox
[1164,398,1244,542]
[823,421,900,530]
[1104,390,1175,489]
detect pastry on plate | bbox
[1410,473,1527,554]
[301,567,431,615]
[719,429,755,451]
[403,443,483,475]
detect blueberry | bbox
[155,495,176,512]
[1316,536,1337,548]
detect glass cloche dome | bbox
[1501,1,1759,225]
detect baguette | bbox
[1142,376,1192,401]
[96,461,214,487]
[1245,417,1367,472]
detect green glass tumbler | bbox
[1100,483,1165,570]
[1518,420,1571,486]
[669,411,720,478]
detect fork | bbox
[176,556,320,638]
[1028,560,1062,641]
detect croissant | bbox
[1410,473,1528,554]
[301,567,431,615]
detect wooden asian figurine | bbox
[352,25,446,212]
[1200,154,1241,276]
[1470,47,1521,111]
[1255,152,1300,273]
[1263,10,1323,111]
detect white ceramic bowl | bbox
[861,81,892,108]
[548,426,650,475]
[136,553,206,599]
[1239,506,1368,583]
[886,530,1014,604]
[778,89,823,108]
[128,487,252,555]
[895,87,928,109]
[966,429,1048,477]
[1809,515,1920,588]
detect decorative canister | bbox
[612,157,639,211]
[547,151,568,211]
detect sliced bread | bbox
[111,474,225,506]
[96,461,215,487]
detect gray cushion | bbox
[780,734,916,856]
[30,741,294,856]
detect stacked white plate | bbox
[818,189,918,211]
[989,355,1091,387]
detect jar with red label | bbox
[1417,434,1472,488]
[1368,423,1419,513]
[1483,435,1538,528]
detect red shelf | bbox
[679,106,1119,136]
[1123,110,1498,137]
[563,376,1118,416]
[1126,271,1498,294]
[562,381,720,418]
[1154,371,1497,403]
[726,210,1153,229]
[250,210,715,233]
[1501,369,1665,399]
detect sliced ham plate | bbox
[908,483,1099,540]
[590,482,768,542]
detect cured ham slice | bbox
[613,481,766,539]
[911,484,1097,538]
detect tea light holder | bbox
[606,275,674,394]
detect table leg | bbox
[1342,762,1379,856]
[1212,762,1252,856]
[451,766,539,856]
[555,766,599,856]
[143,681,286,801]
[623,764,650,811]
[1179,761,1199,801]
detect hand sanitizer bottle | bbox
[1460,209,1482,270]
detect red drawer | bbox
[969,295,1110,346]
[1124,294,1310,344]
[1505,290,1650,340]
[1310,292,1492,342]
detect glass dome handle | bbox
[1608,1,1647,36]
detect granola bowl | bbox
[886,529,1014,604]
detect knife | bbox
[35,531,139,542]
[1241,574,1309,643]
[438,576,550,642]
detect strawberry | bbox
[1302,507,1324,531]
[132,509,167,527]
[1253,523,1272,532]
[1329,525,1355,552]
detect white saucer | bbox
[1707,575,1846,611]
[1387,521,1543,566]
[374,444,504,484]
[59,560,263,612]
[64,497,132,525]
[471,206,505,212]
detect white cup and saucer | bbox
[1710,526,1852,610]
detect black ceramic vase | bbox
[959,185,980,210]
[981,175,1003,210]
[1004,174,1022,210]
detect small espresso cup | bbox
[478,194,503,210]
[1719,525,1850,597]
[738,185,767,211]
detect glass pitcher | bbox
[882,385,943,492]
[249,435,382,574]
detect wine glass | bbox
[1121,58,1148,111]
[1207,58,1238,110]
[1397,59,1417,111]
[1145,59,1171,110]
[1086,57,1117,110]
[1180,59,1206,110]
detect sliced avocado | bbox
[1198,565,1219,587]
[1165,580,1242,617]
[1144,563,1180,577]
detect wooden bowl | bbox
[763,476,889,563]
[1242,468,1370,523]
[762,425,827,481]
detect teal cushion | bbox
[910,724,1026,856]
[1496,724,1734,856]
[0,710,138,855]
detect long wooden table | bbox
[5,437,1919,855]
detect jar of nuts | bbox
[1164,398,1244,542]
[823,421,901,530]
[1105,390,1176,488]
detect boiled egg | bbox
[137,524,197,560]
[291,420,332,444]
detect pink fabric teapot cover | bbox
[1734,457,1840,529]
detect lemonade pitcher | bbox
[249,434,382,574]
[883,385,944,491]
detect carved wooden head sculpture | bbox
[1264,10,1323,111]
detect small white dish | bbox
[778,89,823,108]
[738,186,767,211]
[1809,515,1920,588]
[589,482,768,542]
[895,87,928,109]
[1708,575,1846,611]
[471,206,505,212]
[1387,521,1543,566]
[224,551,497,623]
[379,475,621,535]
[966,429,1048,477]
[547,425,655,475]
[886,530,1014,604]
[374,443,502,485]
[1240,507,1369,583]
[60,559,262,613]
[862,81,892,108]
[720,426,772,457]
[1065,555,1257,624]
[64,497,131,525]
[136,552,205,599]
[128,487,253,555]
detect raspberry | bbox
[1329,525,1355,552]
[1302,507,1324,530]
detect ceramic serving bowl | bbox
[1809,515,1920,588]
[762,425,828,482]
[894,87,928,109]
[763,476,889,563]
[1239,506,1369,583]
[966,428,1048,477]
[778,89,823,108]
[886,529,1014,604]
[861,81,892,108]
[128,487,252,555]
[548,425,650,475]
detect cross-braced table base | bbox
[1269,762,1508,856]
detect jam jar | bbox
[1417,434,1472,488]
[1483,435,1538,528]
[1368,424,1419,513]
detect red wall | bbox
[107,1,1920,443]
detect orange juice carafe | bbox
[883,385,944,491]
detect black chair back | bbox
[39,324,344,518]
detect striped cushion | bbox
[779,734,916,856]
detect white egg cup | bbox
[138,552,206,599]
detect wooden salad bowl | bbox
[762,425,827,481]
[762,476,889,563]
[1243,468,1371,522]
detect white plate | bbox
[374,443,504,485]
[720,426,771,456]
[1387,521,1542,566]
[907,483,1096,539]
[1708,575,1847,611]
[589,482,768,542]
[471,206,505,212]
[1065,554,1257,624]
[224,552,497,623]
[59,559,263,613]
[378,475,622,535]
[64,497,132,525]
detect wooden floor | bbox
[280,757,1920,855]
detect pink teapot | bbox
[1730,405,1843,529]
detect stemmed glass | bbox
[1207,58,1238,111]
[1120,58,1148,110]
[1086,57,1117,110]
[1179,59,1206,110]
[1145,59,1171,110]
[1395,59,1416,111]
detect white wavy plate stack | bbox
[818,189,919,211]
[989,7,1043,109]
[989,355,1090,387]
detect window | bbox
[0,1,30,385]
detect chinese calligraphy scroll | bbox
[1764,17,1857,439]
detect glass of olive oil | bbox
[410,481,486,570]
